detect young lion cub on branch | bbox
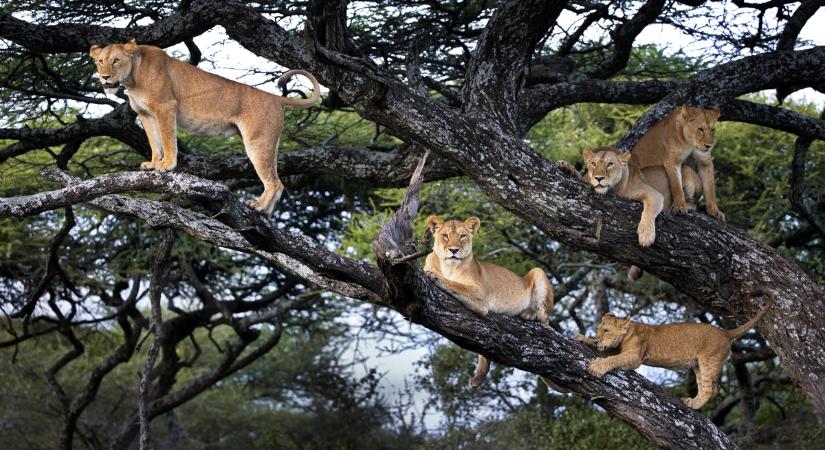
[89,39,321,216]
[576,289,773,409]
[424,215,554,387]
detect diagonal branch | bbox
[462,0,566,132]
[371,155,736,450]
[582,0,668,79]
[615,45,825,150]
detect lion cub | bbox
[424,215,554,387]
[90,39,321,216]
[631,105,724,220]
[576,290,773,409]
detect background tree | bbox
[1,1,824,449]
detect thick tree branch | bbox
[582,0,667,79]
[10,170,385,302]
[371,156,736,450]
[616,46,825,150]
[462,0,566,132]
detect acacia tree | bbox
[1,1,824,449]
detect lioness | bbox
[575,289,773,409]
[631,105,724,220]
[573,147,699,247]
[89,39,321,216]
[424,215,554,387]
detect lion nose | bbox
[448,248,459,255]
[102,75,110,80]
[594,176,604,182]
[704,144,712,149]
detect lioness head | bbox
[582,147,631,194]
[594,312,632,351]
[89,39,139,94]
[675,105,721,152]
[426,215,480,264]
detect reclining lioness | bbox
[424,215,553,387]
[560,147,701,247]
[89,39,320,216]
[576,289,773,409]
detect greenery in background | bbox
[2,38,823,449]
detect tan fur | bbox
[575,289,773,409]
[631,105,724,220]
[89,39,320,216]
[560,148,702,277]
[424,215,553,387]
[579,147,671,247]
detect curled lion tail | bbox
[277,69,321,109]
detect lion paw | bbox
[556,160,580,178]
[139,161,157,171]
[245,199,261,209]
[708,208,726,222]
[683,397,706,410]
[587,360,609,378]
[670,204,689,215]
[154,161,177,172]
[637,222,655,247]
[468,377,482,389]
[574,334,588,343]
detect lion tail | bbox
[725,288,774,340]
[277,69,321,109]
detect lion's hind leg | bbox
[522,268,552,325]
[469,355,491,388]
[239,121,285,217]
[681,165,702,211]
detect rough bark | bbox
[371,156,737,450]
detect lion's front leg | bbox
[696,156,724,221]
[664,160,688,214]
[137,114,163,171]
[587,352,642,378]
[426,272,490,317]
[630,188,664,247]
[152,102,179,172]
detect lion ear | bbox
[89,45,103,58]
[582,147,594,162]
[673,105,688,123]
[426,215,443,233]
[123,38,138,54]
[708,106,721,120]
[464,217,480,234]
[620,318,632,331]
[618,151,632,164]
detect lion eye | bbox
[698,127,705,134]
[113,58,119,64]
[97,59,103,63]
[590,162,596,167]
[607,162,613,168]
[442,233,448,241]
[459,234,467,240]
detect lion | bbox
[575,288,773,409]
[631,105,724,220]
[424,215,554,387]
[89,39,320,216]
[558,147,701,278]
[572,147,700,247]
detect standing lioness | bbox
[89,39,321,216]
[631,105,724,220]
[424,215,554,387]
